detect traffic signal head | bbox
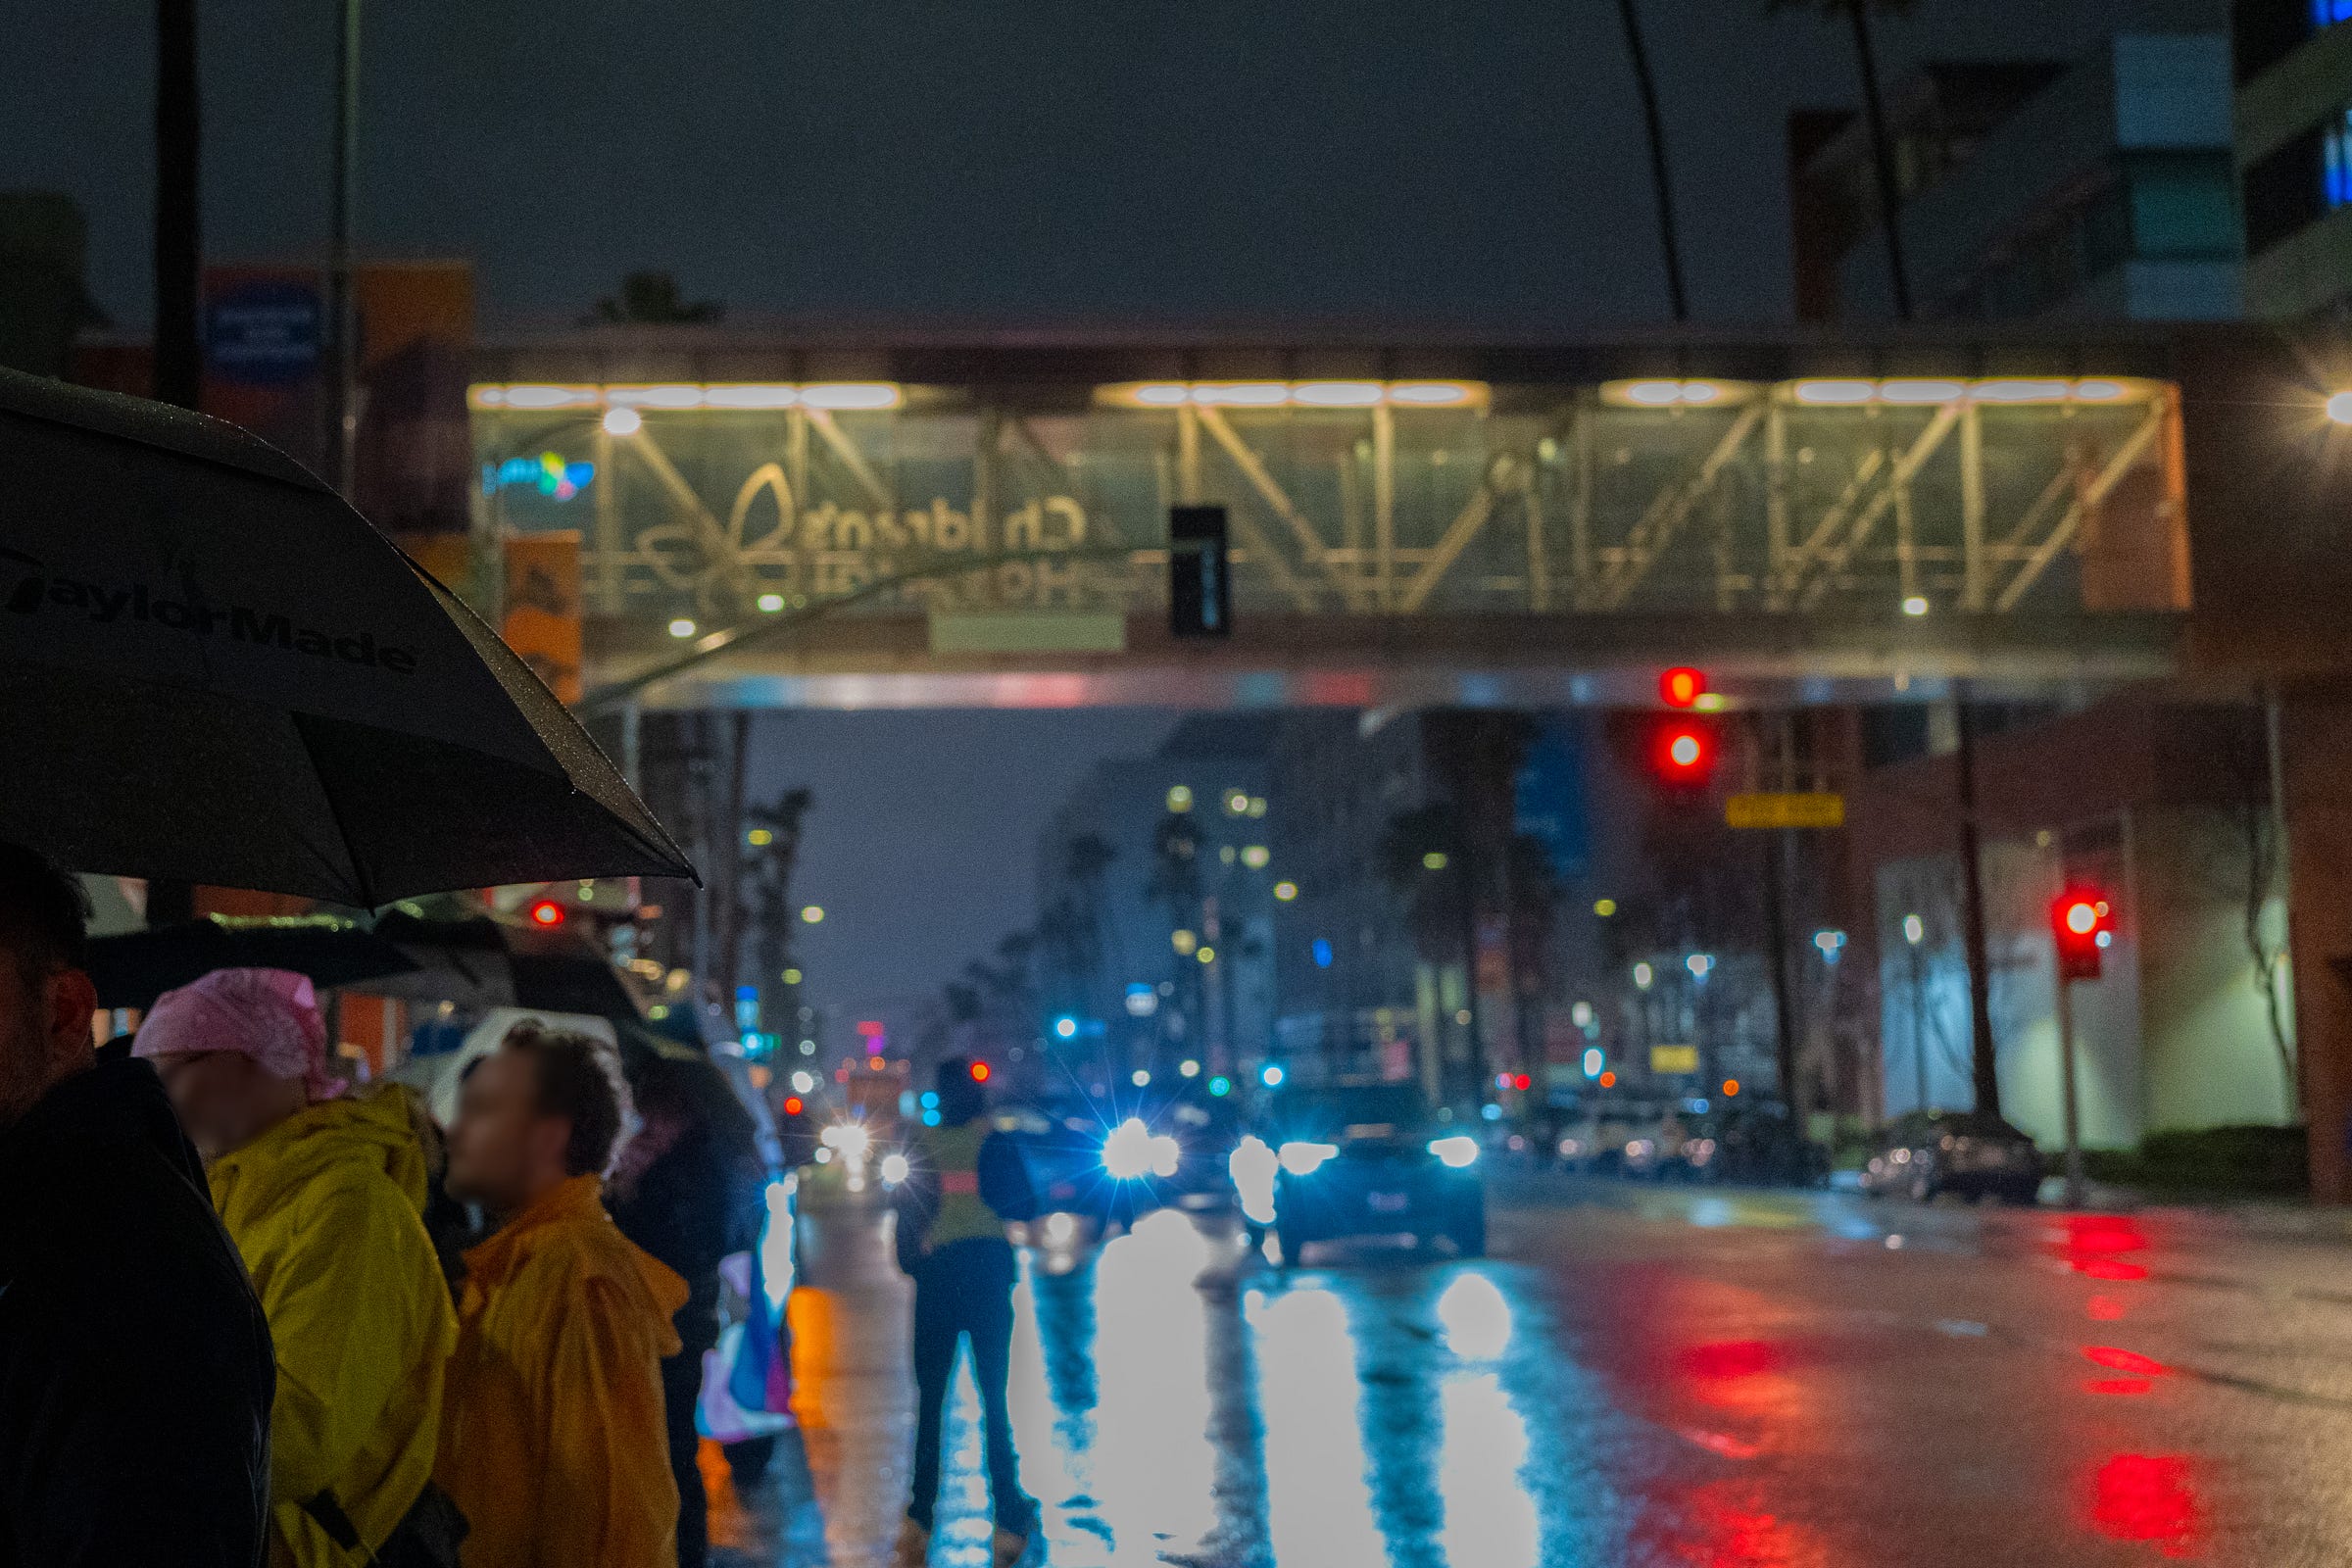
[1169,505,1231,638]
[2051,887,2115,981]
[1659,667,1707,709]
[1651,719,1717,788]
[527,899,565,927]
[969,1060,991,1083]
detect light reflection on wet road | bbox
[717,1176,2352,1566]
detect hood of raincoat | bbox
[208,1082,435,1224]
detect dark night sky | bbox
[2,0,2170,1009]
[11,1,2162,333]
[754,710,1177,1027]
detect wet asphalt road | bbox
[711,1173,2352,1566]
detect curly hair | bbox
[500,1023,629,1177]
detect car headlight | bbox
[1278,1140,1340,1176]
[1428,1135,1481,1169]
[1103,1117,1157,1180]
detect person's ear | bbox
[534,1114,573,1177]
[44,968,97,1060]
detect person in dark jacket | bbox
[892,1057,1038,1568]
[607,1049,763,1568]
[0,844,275,1566]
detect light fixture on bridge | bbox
[1968,378,2075,404]
[2328,391,2352,426]
[1791,379,1878,405]
[1877,379,1967,404]
[1785,376,2149,408]
[667,617,697,638]
[1902,595,1931,617]
[471,382,905,413]
[1097,380,1487,410]
[1603,379,1742,408]
[601,407,642,437]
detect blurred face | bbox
[152,1051,306,1162]
[445,1047,570,1215]
[0,946,97,1131]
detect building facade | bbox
[1797,5,2243,323]
[2237,0,2352,314]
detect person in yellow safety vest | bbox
[892,1057,1038,1568]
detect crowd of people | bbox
[0,844,759,1568]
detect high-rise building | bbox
[2236,0,2352,314]
[1793,4,2242,322]
[1032,715,1279,1081]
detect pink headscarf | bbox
[133,967,341,1102]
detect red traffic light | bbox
[1652,719,1716,785]
[2051,886,2114,981]
[1660,667,1707,709]
[1512,1072,1533,1092]
[969,1060,992,1083]
[782,1096,805,1116]
[527,899,565,927]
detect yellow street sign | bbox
[1725,791,1846,830]
[1650,1044,1699,1075]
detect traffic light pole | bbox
[2056,973,2085,1206]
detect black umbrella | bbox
[0,368,694,903]
[85,914,421,1010]
[368,909,642,1020]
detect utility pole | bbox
[2056,969,2084,1205]
[1954,693,2002,1118]
[324,0,363,497]
[146,0,202,931]
[1846,1,1914,321]
[153,0,201,412]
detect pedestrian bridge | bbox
[465,330,2333,710]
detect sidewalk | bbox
[708,1196,914,1568]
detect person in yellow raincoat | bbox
[435,1023,687,1568]
[135,967,461,1568]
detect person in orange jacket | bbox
[434,1023,688,1568]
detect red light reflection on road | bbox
[1651,1478,1819,1567]
[1677,1339,1782,1381]
[2085,1377,2153,1396]
[2086,1295,2126,1321]
[2046,1216,2151,1280]
[2090,1455,2201,1557]
[2083,1346,2170,1377]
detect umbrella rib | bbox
[291,713,378,909]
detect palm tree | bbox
[1768,0,1920,320]
[153,0,201,411]
[743,786,815,1004]
[1613,0,1690,321]
[586,270,724,326]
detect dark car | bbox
[1263,1081,1486,1264]
[1862,1110,2043,1203]
[1683,1102,1831,1187]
